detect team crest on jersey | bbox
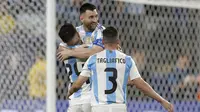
[84,36,94,44]
[79,30,85,35]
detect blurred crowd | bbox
[0,0,200,102]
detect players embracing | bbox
[57,2,173,112]
[57,3,105,112]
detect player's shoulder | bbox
[85,54,97,65]
[75,25,82,29]
[87,50,105,61]
[75,25,83,32]
[115,50,134,62]
[125,55,136,67]
[115,50,128,57]
[59,42,67,47]
[96,23,105,31]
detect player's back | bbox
[61,44,91,105]
[87,49,136,106]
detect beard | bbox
[85,22,97,31]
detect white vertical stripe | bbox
[96,51,107,104]
[96,30,102,39]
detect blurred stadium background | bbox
[0,0,200,112]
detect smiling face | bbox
[81,9,98,31]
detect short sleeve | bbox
[129,58,141,80]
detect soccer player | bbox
[57,3,105,61]
[67,27,174,112]
[58,23,91,112]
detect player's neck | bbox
[104,44,118,51]
[83,25,94,32]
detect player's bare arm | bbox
[57,44,88,52]
[57,45,103,61]
[130,77,174,112]
[67,76,89,99]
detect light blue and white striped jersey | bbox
[58,23,104,105]
[76,23,105,48]
[80,49,141,106]
[60,43,91,105]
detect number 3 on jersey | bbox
[105,68,118,94]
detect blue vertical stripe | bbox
[88,55,99,103]
[122,56,132,103]
[106,50,116,104]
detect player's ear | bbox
[80,15,84,22]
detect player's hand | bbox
[160,100,174,112]
[57,46,66,52]
[57,48,71,61]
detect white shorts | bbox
[67,103,91,112]
[92,104,127,112]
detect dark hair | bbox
[58,23,76,43]
[102,26,119,43]
[80,3,96,14]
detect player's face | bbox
[82,9,98,31]
[67,33,81,46]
